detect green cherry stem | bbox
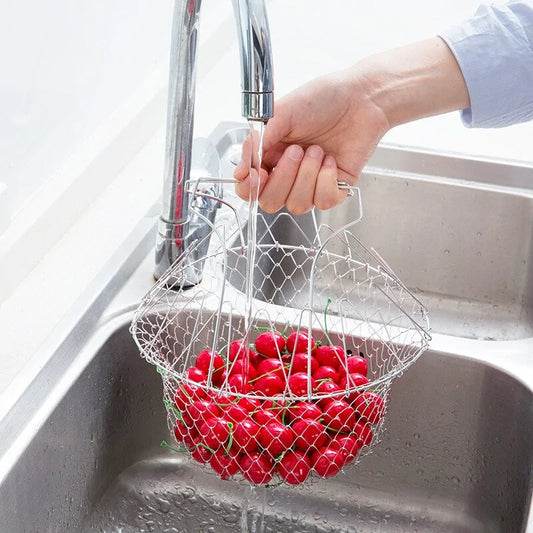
[324,297,332,342]
[161,440,186,453]
[225,422,235,455]
[163,399,184,422]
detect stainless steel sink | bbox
[0,123,532,532]
[0,313,530,533]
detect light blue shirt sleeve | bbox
[439,1,533,128]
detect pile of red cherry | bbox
[170,330,385,485]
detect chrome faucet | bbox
[154,0,274,285]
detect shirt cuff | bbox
[439,2,533,128]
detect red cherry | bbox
[311,446,346,478]
[292,418,328,451]
[185,399,219,428]
[173,382,205,411]
[261,398,288,414]
[225,403,249,423]
[252,408,281,425]
[254,331,286,357]
[289,352,319,375]
[256,358,286,380]
[173,419,197,448]
[239,452,275,485]
[237,397,261,412]
[313,365,340,383]
[288,372,315,397]
[353,391,385,425]
[339,355,368,378]
[340,372,369,389]
[189,437,212,464]
[277,450,311,485]
[253,374,285,396]
[285,401,322,422]
[186,366,207,383]
[208,392,236,409]
[199,416,231,450]
[258,421,295,457]
[354,421,374,447]
[322,399,357,432]
[232,418,261,453]
[227,339,248,362]
[286,331,316,354]
[328,434,362,463]
[340,372,370,402]
[227,373,252,394]
[195,350,225,385]
[209,449,239,480]
[314,380,342,408]
[315,344,345,369]
[228,359,257,380]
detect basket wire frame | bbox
[131,185,430,486]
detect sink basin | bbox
[0,124,532,532]
[0,315,530,532]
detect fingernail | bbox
[308,145,323,159]
[287,145,304,161]
[323,155,336,167]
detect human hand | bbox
[233,68,390,214]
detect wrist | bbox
[356,37,470,129]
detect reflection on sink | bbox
[0,318,530,532]
[355,173,533,341]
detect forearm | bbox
[354,37,471,129]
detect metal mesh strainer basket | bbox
[131,187,430,486]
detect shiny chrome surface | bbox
[232,0,274,121]
[0,125,532,532]
[154,0,274,283]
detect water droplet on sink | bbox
[156,497,171,513]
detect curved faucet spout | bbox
[233,0,274,122]
[154,0,274,285]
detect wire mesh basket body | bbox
[131,191,430,486]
